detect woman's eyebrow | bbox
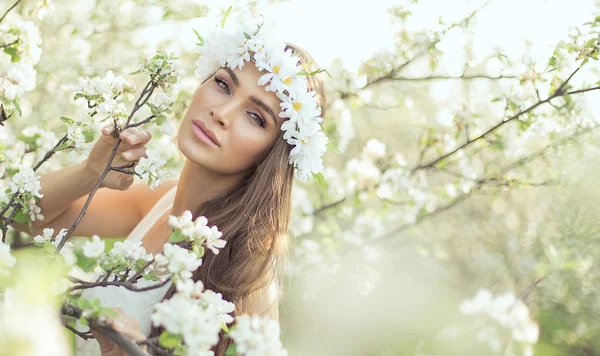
[223,67,278,125]
[223,67,240,87]
[250,97,277,125]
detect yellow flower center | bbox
[293,102,302,112]
[301,137,310,145]
[283,77,292,85]
[273,65,281,74]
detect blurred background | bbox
[2,0,600,355]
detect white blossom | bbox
[7,169,43,198]
[151,290,231,353]
[154,243,202,280]
[168,211,226,254]
[33,228,55,244]
[149,92,174,112]
[134,149,167,190]
[82,235,105,258]
[460,289,539,351]
[100,240,153,270]
[229,315,288,356]
[363,138,386,160]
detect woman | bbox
[13,16,328,355]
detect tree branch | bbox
[61,303,150,356]
[67,276,170,293]
[0,0,21,23]
[412,65,594,171]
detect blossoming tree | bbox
[2,0,600,355]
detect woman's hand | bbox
[83,125,153,191]
[90,307,148,356]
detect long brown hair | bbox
[149,43,327,355]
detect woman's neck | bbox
[171,159,244,217]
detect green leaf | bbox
[193,244,204,258]
[79,315,88,326]
[129,69,142,75]
[192,29,205,47]
[313,172,328,197]
[76,255,98,272]
[326,142,342,154]
[225,343,237,356]
[221,323,230,333]
[12,99,21,117]
[60,116,75,125]
[159,331,184,349]
[75,298,93,310]
[299,68,333,79]
[3,47,19,62]
[221,6,232,28]
[55,142,71,151]
[42,240,55,253]
[82,128,94,143]
[168,231,187,243]
[12,210,29,224]
[99,307,118,318]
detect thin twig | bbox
[0,39,18,48]
[67,276,170,293]
[0,0,21,23]
[412,65,594,171]
[62,319,95,340]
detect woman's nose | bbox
[210,107,228,127]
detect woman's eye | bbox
[248,112,265,128]
[215,78,230,95]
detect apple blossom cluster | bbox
[6,168,43,198]
[0,21,42,64]
[5,168,45,222]
[147,92,175,135]
[460,289,539,355]
[133,148,167,190]
[32,228,77,266]
[0,20,42,118]
[64,112,95,156]
[229,315,288,356]
[99,240,153,277]
[137,51,186,90]
[82,235,105,259]
[0,65,37,116]
[167,210,227,255]
[154,243,202,281]
[151,285,235,354]
[194,14,328,182]
[0,242,17,277]
[74,70,135,129]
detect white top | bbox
[75,186,178,355]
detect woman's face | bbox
[177,61,285,176]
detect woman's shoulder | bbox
[137,179,179,217]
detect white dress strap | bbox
[126,185,178,242]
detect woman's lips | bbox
[192,120,219,147]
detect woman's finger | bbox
[121,146,147,161]
[120,127,152,146]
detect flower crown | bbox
[194,13,328,182]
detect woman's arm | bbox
[10,126,154,238]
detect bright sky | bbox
[164,0,597,72]
[143,0,600,116]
